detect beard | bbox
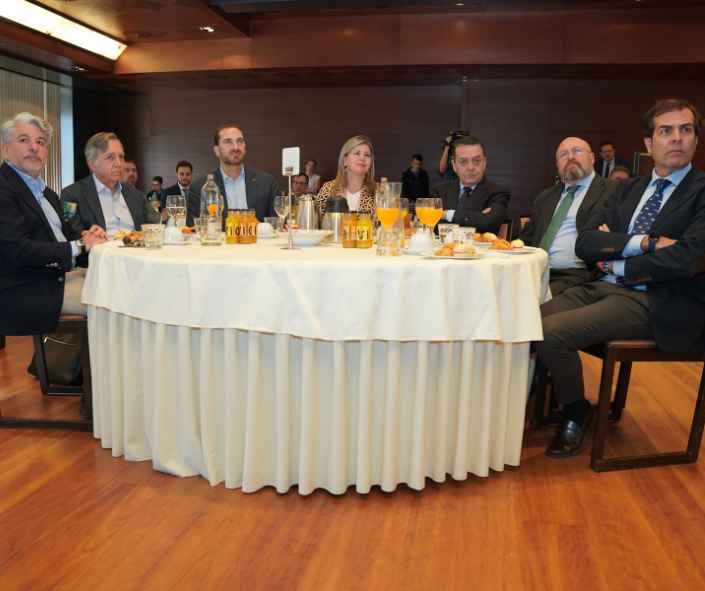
[561,160,589,182]
[220,150,244,166]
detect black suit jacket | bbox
[61,175,160,234]
[595,156,630,178]
[401,168,429,199]
[431,177,510,233]
[576,168,705,353]
[0,163,79,335]
[520,175,617,251]
[192,167,279,223]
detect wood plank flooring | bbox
[1,335,704,591]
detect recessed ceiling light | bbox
[456,2,465,6]
[72,65,86,72]
[0,0,126,60]
[199,25,216,33]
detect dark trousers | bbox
[535,281,652,405]
[549,267,595,298]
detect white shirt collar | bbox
[93,174,122,197]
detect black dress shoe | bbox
[545,405,594,459]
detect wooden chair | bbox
[0,315,92,432]
[583,340,705,472]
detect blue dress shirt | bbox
[223,167,248,210]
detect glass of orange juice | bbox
[375,193,401,256]
[415,197,444,238]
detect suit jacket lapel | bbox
[652,168,699,231]
[122,186,143,226]
[620,177,650,231]
[576,176,603,227]
[84,176,107,229]
[245,168,257,210]
[2,163,55,239]
[467,181,488,211]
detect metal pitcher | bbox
[320,197,349,243]
[295,194,319,230]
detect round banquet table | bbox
[82,238,549,494]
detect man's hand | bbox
[82,229,106,251]
[83,225,107,241]
[640,235,677,252]
[161,209,169,223]
[482,207,491,214]
[596,261,613,274]
[598,224,610,232]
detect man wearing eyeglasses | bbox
[520,137,617,296]
[431,135,509,234]
[191,125,279,223]
[536,98,705,459]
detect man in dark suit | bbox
[401,153,430,200]
[431,135,509,234]
[521,136,617,296]
[536,98,705,458]
[62,132,160,236]
[162,160,199,224]
[192,125,278,223]
[595,141,631,179]
[0,112,105,336]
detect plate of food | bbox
[488,238,533,253]
[118,231,145,247]
[472,232,498,247]
[427,243,482,260]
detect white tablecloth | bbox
[84,239,549,494]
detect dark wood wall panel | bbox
[78,79,705,216]
[131,85,461,191]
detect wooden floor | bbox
[1,336,704,591]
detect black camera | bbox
[444,131,470,146]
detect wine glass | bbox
[415,197,444,238]
[274,194,290,230]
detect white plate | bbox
[474,241,492,248]
[164,241,191,246]
[489,247,534,255]
[291,230,333,246]
[426,253,483,260]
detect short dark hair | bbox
[643,98,703,138]
[213,124,243,146]
[153,176,163,184]
[599,141,615,150]
[294,172,309,182]
[411,153,423,162]
[305,159,317,166]
[452,135,486,157]
[175,160,192,172]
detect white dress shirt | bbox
[93,175,135,236]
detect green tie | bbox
[539,185,579,252]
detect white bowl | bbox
[256,222,275,238]
[291,229,333,246]
[406,232,434,254]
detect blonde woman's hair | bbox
[332,135,376,196]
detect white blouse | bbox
[344,189,362,212]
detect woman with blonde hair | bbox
[316,135,376,214]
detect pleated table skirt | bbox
[89,306,531,495]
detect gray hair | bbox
[85,131,120,163]
[0,112,53,144]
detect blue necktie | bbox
[632,178,670,234]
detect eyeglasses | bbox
[557,147,590,160]
[455,157,485,167]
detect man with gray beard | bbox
[521,137,617,295]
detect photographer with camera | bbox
[438,131,464,181]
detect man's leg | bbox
[535,282,652,456]
[61,269,87,316]
[548,268,594,298]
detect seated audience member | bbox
[316,135,376,214]
[304,159,321,193]
[401,153,430,200]
[292,173,309,197]
[122,159,140,188]
[609,165,631,182]
[191,124,278,222]
[62,132,160,236]
[162,160,198,223]
[0,112,105,335]
[520,137,617,296]
[536,98,705,458]
[431,135,509,233]
[146,175,164,201]
[595,141,630,178]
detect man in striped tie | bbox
[536,98,705,459]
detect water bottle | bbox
[200,174,224,245]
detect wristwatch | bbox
[647,234,659,254]
[73,238,86,255]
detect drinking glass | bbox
[274,194,290,230]
[438,223,460,244]
[166,194,186,228]
[193,217,206,241]
[265,216,280,231]
[142,224,164,249]
[415,197,444,238]
[375,193,401,256]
